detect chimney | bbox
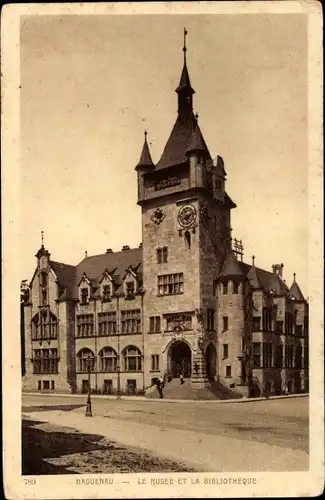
[139,243,143,248]
[122,245,130,251]
[272,264,283,277]
[106,248,113,254]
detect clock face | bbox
[178,204,197,228]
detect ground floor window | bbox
[99,347,118,372]
[77,348,95,372]
[263,343,273,368]
[151,354,159,371]
[252,342,261,368]
[123,346,142,371]
[33,348,59,374]
[126,379,137,394]
[103,379,113,394]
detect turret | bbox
[135,130,155,202]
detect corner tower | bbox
[135,30,237,388]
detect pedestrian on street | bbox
[180,373,184,385]
[284,383,289,396]
[159,375,165,389]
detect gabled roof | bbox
[247,265,263,289]
[218,250,245,279]
[74,247,142,297]
[50,260,76,299]
[239,261,290,296]
[289,280,305,301]
[155,113,211,171]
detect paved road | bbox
[22,394,309,453]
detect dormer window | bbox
[80,288,89,305]
[102,285,111,303]
[215,180,222,191]
[126,282,135,299]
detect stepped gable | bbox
[74,247,142,297]
[50,260,76,299]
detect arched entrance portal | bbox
[205,343,216,380]
[168,341,192,378]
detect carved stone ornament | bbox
[151,207,166,225]
[195,308,204,326]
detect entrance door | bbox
[81,380,89,394]
[205,343,216,380]
[169,341,191,378]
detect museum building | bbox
[22,35,309,397]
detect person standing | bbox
[180,373,184,385]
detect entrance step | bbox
[145,378,243,400]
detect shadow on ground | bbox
[22,418,107,474]
[22,418,197,475]
[22,404,85,413]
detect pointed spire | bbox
[135,130,155,170]
[218,249,244,280]
[186,120,207,155]
[41,230,44,248]
[175,28,195,118]
[252,255,255,266]
[289,274,305,301]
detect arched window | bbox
[77,348,95,373]
[99,347,118,372]
[123,345,142,372]
[184,231,191,250]
[32,311,58,340]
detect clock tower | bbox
[135,30,236,388]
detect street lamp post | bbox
[117,362,121,400]
[85,355,93,417]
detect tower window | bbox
[207,309,215,330]
[157,247,168,263]
[157,273,184,296]
[223,344,229,359]
[215,180,222,191]
[233,282,239,294]
[225,365,232,378]
[185,231,191,250]
[41,289,47,306]
[223,282,228,295]
[149,316,161,333]
[223,316,228,331]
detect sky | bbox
[20,13,308,293]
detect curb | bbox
[22,392,308,404]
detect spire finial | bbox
[195,112,199,121]
[293,272,296,282]
[183,27,188,63]
[252,255,255,266]
[41,230,44,248]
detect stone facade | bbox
[21,38,309,398]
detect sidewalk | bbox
[24,409,309,473]
[22,391,308,404]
